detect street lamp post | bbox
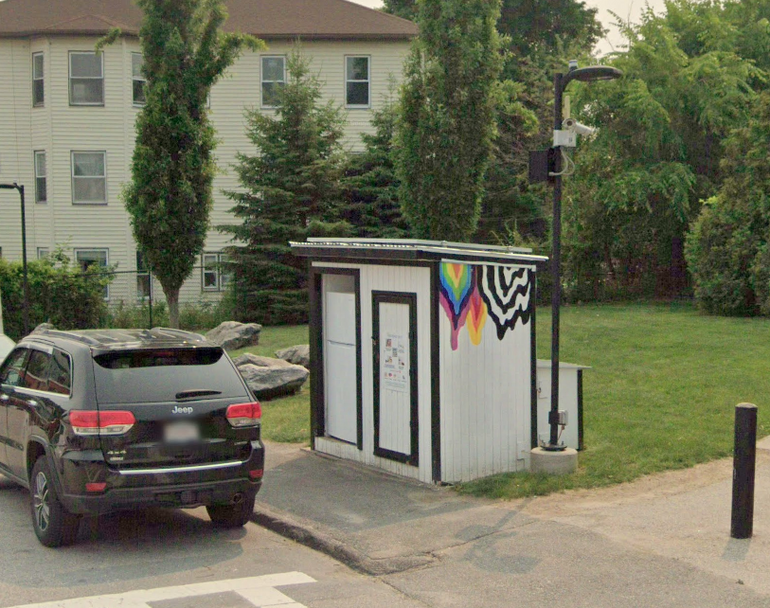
[546,63,622,451]
[0,183,30,336]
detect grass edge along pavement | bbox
[230,325,311,445]
[241,304,770,499]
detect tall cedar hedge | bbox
[123,0,260,327]
[395,0,504,241]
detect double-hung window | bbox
[202,253,230,292]
[132,53,146,106]
[345,56,370,108]
[71,151,106,204]
[75,249,109,300]
[34,151,47,203]
[261,56,286,108]
[69,51,104,106]
[32,52,44,106]
[136,251,152,300]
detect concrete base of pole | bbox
[530,447,578,475]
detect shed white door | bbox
[373,292,418,465]
[324,289,358,444]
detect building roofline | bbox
[0,0,418,41]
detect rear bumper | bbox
[63,477,261,515]
[58,440,264,515]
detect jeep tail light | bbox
[70,411,136,436]
[226,402,261,427]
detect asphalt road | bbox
[0,475,426,608]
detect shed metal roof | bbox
[290,238,549,265]
[0,0,418,40]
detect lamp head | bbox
[560,64,623,92]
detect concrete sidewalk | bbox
[254,440,770,606]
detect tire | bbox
[206,493,255,528]
[30,457,80,547]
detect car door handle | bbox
[27,399,38,407]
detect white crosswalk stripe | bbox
[7,572,316,608]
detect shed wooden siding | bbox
[0,36,410,304]
[312,261,433,483]
[438,263,534,483]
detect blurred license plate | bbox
[164,421,200,443]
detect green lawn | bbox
[246,304,770,498]
[460,301,770,498]
[231,325,311,445]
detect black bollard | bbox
[731,403,757,539]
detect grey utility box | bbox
[535,360,588,451]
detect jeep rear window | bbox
[93,348,247,404]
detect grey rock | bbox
[238,360,309,400]
[32,323,55,334]
[205,321,262,351]
[275,344,310,369]
[232,352,293,369]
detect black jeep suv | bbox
[0,327,264,547]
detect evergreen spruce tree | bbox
[342,95,409,239]
[395,0,504,241]
[120,0,260,327]
[221,49,350,324]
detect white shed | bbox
[290,238,549,484]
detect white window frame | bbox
[131,52,146,107]
[69,51,104,106]
[345,55,371,109]
[34,151,47,204]
[32,52,44,107]
[71,151,107,205]
[37,247,49,259]
[75,248,110,300]
[201,252,229,292]
[261,55,286,109]
[136,250,152,300]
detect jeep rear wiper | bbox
[175,389,222,400]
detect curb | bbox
[251,503,435,576]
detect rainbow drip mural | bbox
[439,263,532,350]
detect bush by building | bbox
[0,254,110,340]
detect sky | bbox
[349,0,669,56]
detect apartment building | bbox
[0,0,416,304]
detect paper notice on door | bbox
[382,333,408,393]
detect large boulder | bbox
[232,353,292,369]
[275,344,310,369]
[205,321,262,351]
[236,356,309,400]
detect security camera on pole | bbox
[529,61,622,475]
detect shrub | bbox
[685,195,765,316]
[104,299,235,332]
[0,256,110,340]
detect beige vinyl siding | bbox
[0,35,411,307]
[0,39,33,261]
